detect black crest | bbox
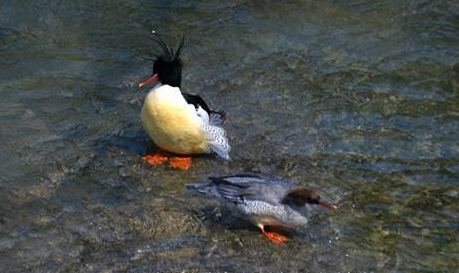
[150,32,185,87]
[151,32,185,62]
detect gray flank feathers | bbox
[200,123,231,160]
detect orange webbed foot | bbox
[263,231,289,244]
[258,224,289,244]
[169,157,192,170]
[142,150,169,166]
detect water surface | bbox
[1,0,458,272]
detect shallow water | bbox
[1,0,458,272]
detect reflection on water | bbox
[1,0,458,272]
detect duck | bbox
[138,34,230,170]
[186,173,337,243]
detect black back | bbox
[182,92,211,113]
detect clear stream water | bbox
[1,0,458,272]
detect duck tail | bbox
[186,181,219,197]
[209,110,226,126]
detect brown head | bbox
[285,186,338,210]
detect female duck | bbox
[187,173,337,243]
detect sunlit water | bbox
[1,0,458,272]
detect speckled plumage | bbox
[186,173,313,228]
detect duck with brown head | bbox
[187,173,337,243]
[138,33,230,170]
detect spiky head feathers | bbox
[151,34,185,88]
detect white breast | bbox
[141,85,209,154]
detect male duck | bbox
[138,35,230,170]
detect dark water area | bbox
[1,0,458,272]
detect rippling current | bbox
[1,0,458,272]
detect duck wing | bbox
[182,92,226,125]
[187,173,294,206]
[181,92,230,159]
